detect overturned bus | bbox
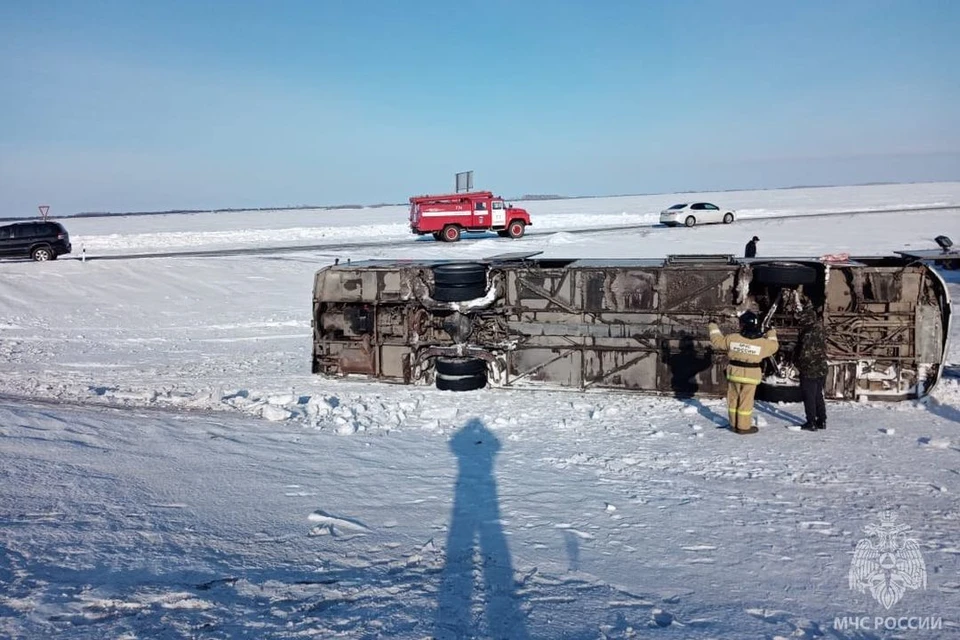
[311,249,954,402]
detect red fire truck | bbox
[409,191,532,242]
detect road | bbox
[66,204,956,262]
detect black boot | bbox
[816,420,826,430]
[800,422,817,431]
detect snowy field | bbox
[1,182,959,639]
[55,181,960,255]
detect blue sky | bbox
[1,0,958,214]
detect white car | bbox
[660,202,736,227]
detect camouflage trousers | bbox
[726,381,757,431]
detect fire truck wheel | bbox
[442,225,462,242]
[752,262,817,286]
[435,356,487,377]
[508,220,526,239]
[436,371,487,392]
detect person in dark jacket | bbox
[744,236,759,258]
[795,306,827,430]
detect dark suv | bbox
[0,221,72,261]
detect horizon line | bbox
[3,178,959,222]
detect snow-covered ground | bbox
[1,183,959,638]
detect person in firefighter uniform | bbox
[708,311,779,434]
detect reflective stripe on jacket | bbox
[708,322,779,385]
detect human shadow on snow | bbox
[434,418,530,640]
[681,397,729,428]
[923,395,960,424]
[754,400,804,426]
[664,336,715,399]
[665,336,730,427]
[921,364,960,424]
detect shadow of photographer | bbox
[435,418,529,639]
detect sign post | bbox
[455,171,473,193]
[38,205,50,221]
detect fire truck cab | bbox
[409,191,532,242]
